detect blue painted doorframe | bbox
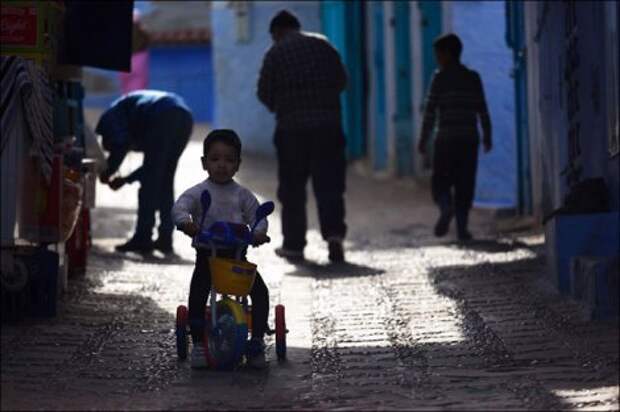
[371,2,388,171]
[320,1,365,160]
[393,1,414,176]
[506,0,532,214]
[417,1,442,169]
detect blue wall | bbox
[211,1,321,155]
[149,46,214,123]
[83,45,214,123]
[452,1,517,209]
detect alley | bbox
[1,128,618,411]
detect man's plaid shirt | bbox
[257,31,347,131]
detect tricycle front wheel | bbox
[205,298,248,370]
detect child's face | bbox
[201,142,240,184]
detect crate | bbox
[544,212,620,294]
[570,256,619,320]
[0,247,59,321]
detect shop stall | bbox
[1,0,133,321]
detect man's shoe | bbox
[455,209,472,242]
[114,238,153,254]
[434,210,453,237]
[246,338,267,369]
[191,344,208,369]
[153,237,174,254]
[328,240,345,263]
[275,247,304,262]
[457,231,473,242]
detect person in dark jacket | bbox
[417,34,493,241]
[96,90,193,254]
[257,10,348,263]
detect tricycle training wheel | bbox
[275,304,287,360]
[176,305,189,360]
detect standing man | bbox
[417,34,492,241]
[97,90,193,254]
[257,10,348,263]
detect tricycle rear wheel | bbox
[275,304,286,360]
[176,305,189,360]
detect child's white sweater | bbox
[172,179,268,238]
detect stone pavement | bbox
[1,130,618,410]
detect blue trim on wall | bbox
[371,2,388,171]
[506,0,532,214]
[320,1,365,160]
[418,1,442,165]
[393,1,414,176]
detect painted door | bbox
[371,1,388,171]
[320,1,366,160]
[417,1,442,170]
[506,0,533,214]
[393,1,414,176]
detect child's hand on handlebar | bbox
[252,232,270,246]
[179,221,200,237]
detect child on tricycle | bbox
[172,129,280,370]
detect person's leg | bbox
[247,271,269,368]
[275,129,310,254]
[129,134,170,248]
[454,140,479,240]
[431,138,455,237]
[249,272,269,340]
[155,109,193,251]
[188,251,211,344]
[310,127,347,261]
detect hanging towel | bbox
[0,56,54,185]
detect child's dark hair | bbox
[433,33,463,60]
[203,129,242,158]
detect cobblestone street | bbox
[2,131,618,410]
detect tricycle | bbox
[175,190,287,369]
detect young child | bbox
[172,129,271,369]
[417,33,493,241]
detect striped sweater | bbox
[420,63,492,145]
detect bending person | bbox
[96,90,193,254]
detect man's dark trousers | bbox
[275,126,347,251]
[135,108,193,244]
[431,137,479,234]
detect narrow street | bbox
[2,128,618,411]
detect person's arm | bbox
[172,188,200,237]
[418,72,441,153]
[257,50,276,112]
[474,73,492,152]
[124,166,144,184]
[100,144,128,182]
[241,189,269,244]
[97,103,131,181]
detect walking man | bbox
[417,33,492,241]
[257,10,348,262]
[97,90,193,254]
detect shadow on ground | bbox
[90,244,195,266]
[285,259,385,279]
